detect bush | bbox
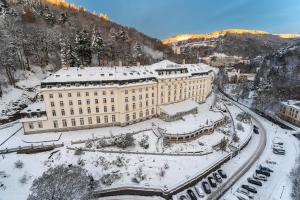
[114,133,135,149]
[132,166,146,183]
[27,165,98,200]
[14,160,24,169]
[100,173,121,186]
[74,148,84,156]
[237,123,244,132]
[232,133,240,143]
[19,174,29,184]
[236,112,251,123]
[139,135,149,149]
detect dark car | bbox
[187,189,197,200]
[256,169,270,177]
[253,128,259,134]
[247,177,262,186]
[207,176,217,188]
[253,125,259,130]
[259,165,273,173]
[202,181,211,194]
[218,169,227,179]
[179,195,188,200]
[241,184,257,193]
[213,172,222,183]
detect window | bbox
[59,93,62,98]
[152,93,154,97]
[125,104,129,111]
[29,123,34,129]
[146,93,149,98]
[125,97,128,102]
[60,101,64,106]
[103,98,107,103]
[151,108,155,115]
[94,91,98,96]
[104,106,107,112]
[112,105,115,112]
[62,119,67,127]
[103,91,106,95]
[80,118,84,125]
[88,117,92,125]
[111,98,114,103]
[146,109,149,116]
[132,96,136,101]
[69,100,73,106]
[79,108,83,114]
[104,116,108,123]
[139,95,142,100]
[86,92,89,96]
[70,108,74,115]
[125,90,128,94]
[133,112,136,120]
[96,116,101,124]
[96,106,99,113]
[133,103,136,109]
[86,99,90,105]
[126,114,130,122]
[38,122,43,128]
[61,109,65,116]
[53,120,58,128]
[87,107,91,114]
[68,93,72,97]
[77,92,81,97]
[110,91,114,95]
[95,99,98,104]
[71,119,76,126]
[50,102,55,107]
[146,100,148,106]
[112,115,116,122]
[139,102,142,108]
[52,110,56,117]
[139,111,143,118]
[78,100,82,105]
[49,94,53,98]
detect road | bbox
[207,93,267,200]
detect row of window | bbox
[49,90,115,99]
[50,98,115,107]
[52,105,117,117]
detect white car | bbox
[237,187,254,199]
[172,195,178,200]
[195,185,205,198]
[235,192,250,200]
[253,173,267,181]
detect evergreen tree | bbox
[74,30,92,66]
[91,28,104,66]
[0,0,9,16]
[133,42,142,60]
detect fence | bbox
[0,143,64,154]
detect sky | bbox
[67,0,300,39]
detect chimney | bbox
[137,62,140,67]
[182,59,186,65]
[119,60,122,67]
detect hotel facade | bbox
[21,60,213,134]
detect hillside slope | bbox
[0,0,187,123]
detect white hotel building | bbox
[21,60,214,134]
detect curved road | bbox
[207,94,267,200]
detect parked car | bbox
[266,160,277,165]
[194,185,205,198]
[253,128,259,134]
[253,173,267,181]
[237,187,254,199]
[218,169,227,178]
[235,192,250,200]
[273,149,285,155]
[179,195,188,200]
[256,169,270,177]
[247,178,262,186]
[253,125,259,130]
[208,176,217,188]
[202,181,211,194]
[273,144,284,150]
[259,165,274,173]
[241,184,257,193]
[187,189,198,200]
[273,142,284,145]
[213,172,223,183]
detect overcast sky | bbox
[68,0,300,39]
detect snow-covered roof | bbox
[281,100,300,111]
[160,99,199,116]
[20,102,45,114]
[41,60,212,85]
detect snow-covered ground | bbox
[222,100,300,200]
